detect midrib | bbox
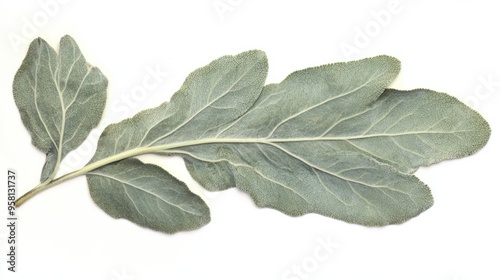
[89,128,470,173]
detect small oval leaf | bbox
[87,158,210,233]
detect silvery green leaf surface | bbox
[90,53,490,226]
[87,158,210,233]
[89,50,268,163]
[179,87,489,225]
[13,35,107,182]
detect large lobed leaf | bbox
[13,35,107,182]
[89,51,490,227]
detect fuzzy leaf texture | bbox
[13,35,107,182]
[89,51,490,227]
[87,158,210,233]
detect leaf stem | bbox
[15,163,97,207]
[15,146,155,207]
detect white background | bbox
[0,1,499,279]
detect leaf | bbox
[90,53,490,226]
[87,158,210,233]
[13,35,107,182]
